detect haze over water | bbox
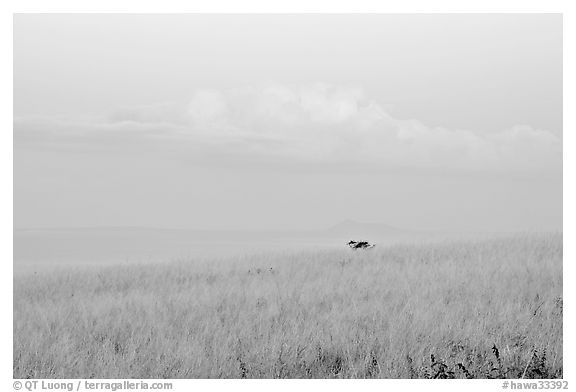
[14,220,531,272]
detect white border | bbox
[3,2,572,391]
[2,0,571,13]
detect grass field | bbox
[13,233,562,379]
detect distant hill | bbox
[321,219,414,240]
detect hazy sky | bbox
[14,14,562,231]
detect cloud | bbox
[187,90,231,128]
[14,83,561,172]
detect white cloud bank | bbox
[14,83,561,172]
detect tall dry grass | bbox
[13,233,562,378]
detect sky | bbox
[13,14,562,232]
